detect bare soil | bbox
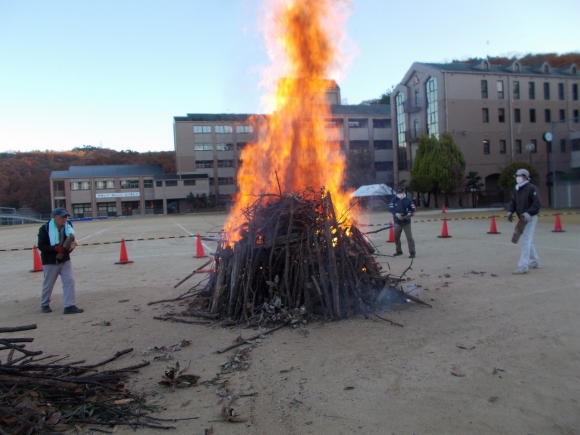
[1,209,579,434]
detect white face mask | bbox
[516,176,525,184]
[397,193,405,199]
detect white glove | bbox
[395,213,403,220]
[522,212,531,222]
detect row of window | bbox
[194,142,244,151]
[482,80,579,101]
[482,139,569,155]
[209,177,236,186]
[193,125,253,134]
[70,179,202,190]
[196,160,235,169]
[482,108,580,123]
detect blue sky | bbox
[1,0,578,153]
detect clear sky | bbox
[1,0,578,153]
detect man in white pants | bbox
[507,169,541,274]
[37,208,84,314]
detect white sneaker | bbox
[512,267,529,274]
[529,262,541,269]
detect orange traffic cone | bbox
[437,218,452,238]
[115,238,134,264]
[195,234,207,258]
[552,213,565,232]
[487,215,501,234]
[30,245,43,272]
[387,221,395,243]
[441,204,446,213]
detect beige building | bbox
[392,59,580,206]
[50,165,209,218]
[173,83,394,198]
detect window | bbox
[561,139,566,153]
[215,125,232,133]
[120,180,139,189]
[544,82,550,100]
[497,80,504,99]
[216,142,234,151]
[516,139,522,154]
[237,142,247,150]
[531,139,537,153]
[513,81,520,99]
[574,109,579,123]
[514,108,521,123]
[184,180,196,186]
[483,140,490,154]
[193,125,211,134]
[165,180,178,187]
[217,160,234,167]
[499,140,506,154]
[73,203,92,218]
[235,125,253,133]
[559,109,566,121]
[545,109,551,123]
[498,108,505,123]
[53,180,65,197]
[348,119,368,128]
[156,181,162,187]
[398,147,407,170]
[414,89,420,107]
[95,180,115,190]
[413,119,420,138]
[375,161,394,171]
[372,119,391,128]
[482,108,489,123]
[396,93,406,148]
[325,118,344,128]
[194,143,213,151]
[218,177,235,185]
[349,140,369,150]
[530,109,536,123]
[573,84,579,101]
[70,181,90,190]
[143,180,153,188]
[196,160,213,168]
[481,80,488,98]
[529,82,535,99]
[426,77,439,136]
[574,139,580,152]
[558,83,565,100]
[374,140,392,150]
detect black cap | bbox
[52,207,70,217]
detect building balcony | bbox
[404,102,421,114]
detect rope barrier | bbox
[1,211,577,252]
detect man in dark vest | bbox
[37,208,84,314]
[389,187,416,258]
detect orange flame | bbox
[225,0,355,242]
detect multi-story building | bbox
[49,165,209,218]
[173,82,393,198]
[392,59,580,206]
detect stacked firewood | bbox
[204,188,391,324]
[0,324,183,433]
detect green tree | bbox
[410,132,466,207]
[186,191,196,210]
[498,162,539,190]
[465,171,484,208]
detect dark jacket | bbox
[508,182,541,217]
[389,196,416,226]
[37,221,73,265]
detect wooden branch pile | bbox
[203,188,392,324]
[0,324,181,434]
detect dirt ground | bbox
[1,209,579,435]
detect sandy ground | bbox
[1,209,579,435]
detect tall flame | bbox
[225,0,355,241]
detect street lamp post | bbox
[525,142,535,166]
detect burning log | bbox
[201,188,394,324]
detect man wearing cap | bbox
[389,187,416,258]
[507,169,541,274]
[37,208,84,314]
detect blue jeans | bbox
[518,215,540,269]
[41,261,76,308]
